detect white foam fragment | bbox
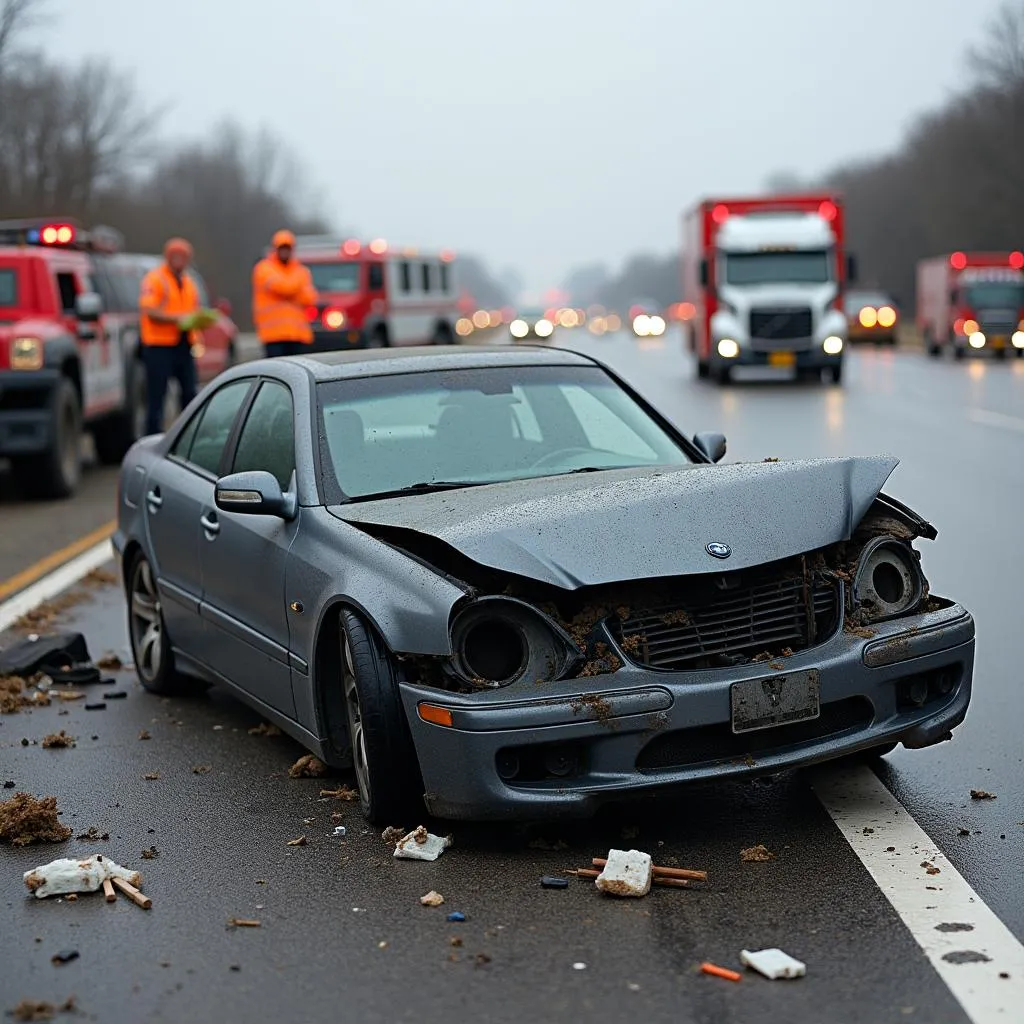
[595,848,652,897]
[740,948,807,979]
[24,855,142,898]
[393,828,451,861]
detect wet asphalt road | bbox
[1,331,1022,1023]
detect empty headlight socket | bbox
[852,537,926,622]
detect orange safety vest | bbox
[252,256,318,344]
[139,264,201,346]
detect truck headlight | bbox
[823,336,843,355]
[968,332,986,349]
[10,337,43,370]
[717,338,739,358]
[852,538,925,622]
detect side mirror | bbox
[699,259,709,287]
[693,431,727,463]
[215,297,232,317]
[845,254,858,283]
[75,291,103,322]
[215,470,296,519]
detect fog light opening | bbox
[934,670,956,696]
[544,747,580,778]
[462,618,527,684]
[905,678,929,706]
[496,750,520,781]
[872,561,906,605]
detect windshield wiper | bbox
[344,480,501,502]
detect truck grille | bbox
[611,574,839,672]
[978,311,1017,333]
[749,307,813,342]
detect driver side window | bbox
[231,381,296,491]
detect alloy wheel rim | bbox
[342,633,371,801]
[130,559,163,681]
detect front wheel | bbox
[340,610,422,823]
[953,345,965,361]
[14,376,82,499]
[828,363,843,384]
[696,359,709,380]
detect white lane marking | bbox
[814,766,1024,1022]
[967,408,1024,433]
[0,539,115,633]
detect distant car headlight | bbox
[10,336,43,371]
[534,319,554,338]
[823,335,843,355]
[852,538,925,622]
[510,319,529,339]
[717,338,739,358]
[876,306,897,328]
[858,307,878,328]
[1012,331,1024,348]
[632,314,650,336]
[968,332,986,349]
[450,598,577,688]
[648,315,666,336]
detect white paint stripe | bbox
[0,539,115,634]
[967,408,1024,433]
[814,766,1024,1022]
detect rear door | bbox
[143,378,255,658]
[198,378,299,716]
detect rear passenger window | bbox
[421,263,431,292]
[400,262,411,293]
[439,263,449,293]
[175,380,252,474]
[55,273,77,314]
[232,382,295,491]
[369,263,384,290]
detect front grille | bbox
[612,575,838,672]
[978,311,1017,333]
[750,307,812,341]
[635,697,874,772]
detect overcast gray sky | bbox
[47,0,1005,295]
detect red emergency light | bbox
[40,223,75,245]
[950,252,968,270]
[1010,251,1024,270]
[711,204,730,224]
[368,238,388,255]
[440,249,456,263]
[305,305,318,322]
[818,200,837,221]
[342,239,362,256]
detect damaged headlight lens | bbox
[450,597,578,688]
[852,537,925,622]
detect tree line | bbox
[0,0,509,326]
[565,0,1024,314]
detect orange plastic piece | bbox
[701,962,741,982]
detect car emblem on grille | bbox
[706,542,731,559]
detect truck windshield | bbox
[724,251,831,285]
[960,282,1024,309]
[0,269,16,306]
[309,262,361,293]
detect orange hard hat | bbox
[164,237,193,259]
[273,230,296,248]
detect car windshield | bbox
[316,364,692,501]
[308,261,361,293]
[724,251,832,285]
[0,268,16,306]
[844,293,893,313]
[960,282,1024,309]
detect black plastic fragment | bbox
[51,949,79,965]
[85,702,107,711]
[541,876,569,889]
[102,691,128,700]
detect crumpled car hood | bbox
[329,456,899,590]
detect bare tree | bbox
[0,0,43,68]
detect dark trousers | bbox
[263,340,305,358]
[143,340,197,435]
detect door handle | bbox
[146,488,163,512]
[200,513,220,536]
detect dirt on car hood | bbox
[329,456,900,589]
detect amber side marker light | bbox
[418,704,454,727]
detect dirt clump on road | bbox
[0,793,73,847]
[289,755,327,778]
[740,844,776,862]
[41,731,76,749]
[248,721,282,737]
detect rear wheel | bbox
[696,359,709,380]
[364,327,388,349]
[340,609,422,823]
[713,362,731,385]
[14,376,82,499]
[953,344,965,361]
[431,323,454,346]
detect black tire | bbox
[93,358,146,465]
[797,367,822,384]
[828,363,843,384]
[13,376,82,499]
[994,346,1007,361]
[713,362,731,385]
[953,345,965,361]
[431,323,454,346]
[364,327,388,349]
[1015,346,1023,358]
[340,609,422,823]
[127,550,193,695]
[696,359,709,380]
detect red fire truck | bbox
[286,236,460,350]
[917,251,1024,359]
[0,218,236,499]
[681,193,855,384]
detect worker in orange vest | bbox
[252,230,318,357]
[138,238,201,434]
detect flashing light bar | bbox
[951,251,1024,271]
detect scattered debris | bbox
[138,730,151,741]
[701,962,741,982]
[420,890,445,907]
[50,950,79,966]
[394,827,451,861]
[541,876,570,889]
[54,691,85,702]
[84,702,106,711]
[321,785,359,801]
[447,911,466,923]
[41,731,75,749]
[248,722,281,737]
[741,948,807,979]
[381,826,405,845]
[595,849,653,897]
[970,789,996,800]
[740,844,775,863]
[96,654,123,670]
[141,846,159,860]
[935,923,974,933]
[289,755,327,778]
[142,772,160,781]
[24,854,141,898]
[958,828,970,837]
[921,861,941,876]
[191,765,212,775]
[332,825,346,837]
[943,950,991,965]
[111,876,151,908]
[450,937,463,947]
[7,997,77,1022]
[75,828,108,842]
[228,918,261,928]
[286,836,307,847]
[102,691,127,700]
[0,793,72,846]
[577,857,706,890]
[103,879,116,902]
[3,781,15,789]
[572,962,587,971]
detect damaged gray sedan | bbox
[113,346,975,822]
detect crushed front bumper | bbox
[399,599,975,820]
[0,369,59,457]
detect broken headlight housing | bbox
[852,537,925,622]
[449,597,579,688]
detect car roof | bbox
[285,344,600,381]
